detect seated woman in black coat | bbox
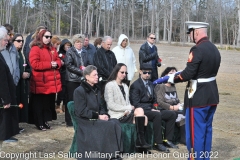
[73,65,122,160]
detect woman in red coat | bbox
[29,29,62,130]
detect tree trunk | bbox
[126,3,130,36]
[163,0,167,41]
[23,5,29,35]
[131,0,135,39]
[142,0,145,38]
[120,0,122,35]
[103,0,106,36]
[236,0,240,47]
[107,1,110,36]
[90,5,94,37]
[58,3,61,35]
[55,1,58,35]
[151,0,155,33]
[69,0,73,36]
[155,0,160,42]
[85,0,90,34]
[96,0,101,37]
[219,0,223,47]
[168,0,173,44]
[80,1,83,34]
[111,1,115,38]
[146,0,149,34]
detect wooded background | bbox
[1,0,240,47]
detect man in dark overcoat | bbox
[139,33,161,81]
[93,36,117,94]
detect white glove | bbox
[167,73,175,84]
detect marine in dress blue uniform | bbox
[168,21,221,160]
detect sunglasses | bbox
[149,37,156,40]
[44,35,52,39]
[143,71,152,75]
[14,40,24,43]
[119,71,128,75]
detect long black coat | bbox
[73,81,122,160]
[16,51,30,123]
[93,47,117,80]
[0,53,19,140]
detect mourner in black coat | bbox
[73,65,122,160]
[139,33,161,81]
[93,36,117,95]
[129,63,177,153]
[65,34,89,127]
[0,27,19,145]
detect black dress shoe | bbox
[44,122,51,129]
[163,140,179,149]
[154,144,170,153]
[37,126,46,131]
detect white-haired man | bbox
[93,36,117,94]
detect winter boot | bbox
[180,124,186,145]
[135,116,151,149]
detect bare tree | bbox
[163,0,167,41]
[84,0,91,34]
[151,0,155,33]
[23,5,29,35]
[235,0,240,47]
[70,0,73,36]
[96,0,102,37]
[58,2,61,35]
[155,0,160,42]
[168,0,173,43]
[141,0,145,38]
[219,0,223,47]
[103,0,107,36]
[131,0,135,39]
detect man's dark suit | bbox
[129,77,176,144]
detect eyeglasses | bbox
[44,35,52,39]
[142,71,152,75]
[14,40,24,43]
[149,37,156,40]
[119,71,128,75]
